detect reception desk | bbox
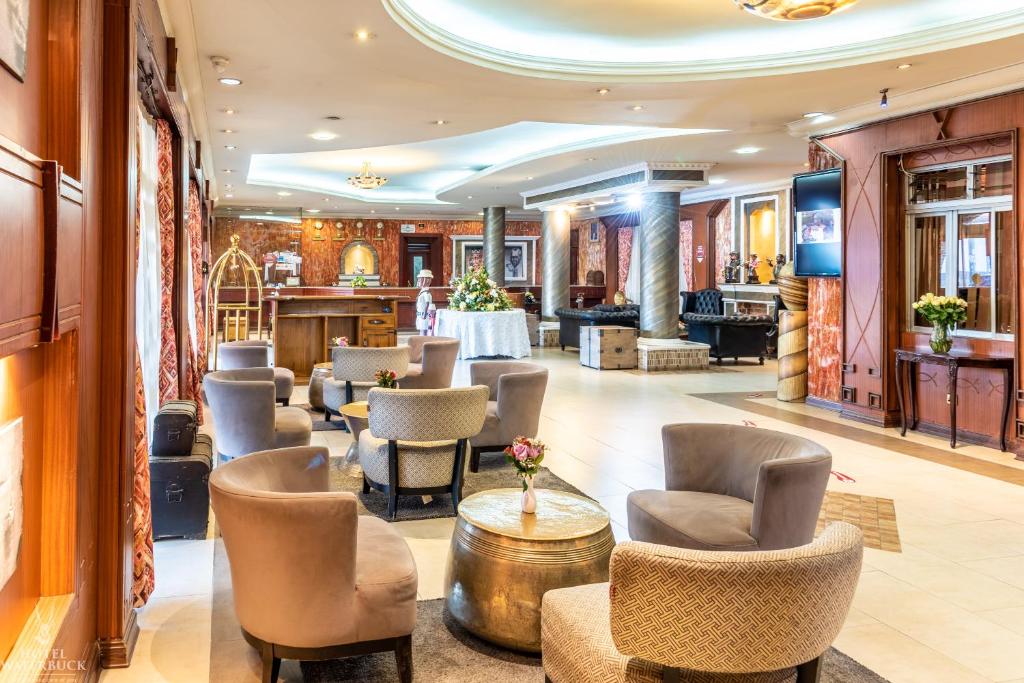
[267,294,402,380]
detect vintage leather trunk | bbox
[150,433,212,540]
[151,399,199,458]
[580,325,638,370]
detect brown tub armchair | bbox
[627,424,832,551]
[400,336,460,389]
[467,361,549,473]
[210,446,418,683]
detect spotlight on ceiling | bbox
[734,146,761,154]
[221,129,236,134]
[434,120,449,125]
[224,145,236,150]
[310,131,338,141]
[218,77,242,86]
[276,191,292,197]
[596,88,610,95]
[630,105,644,111]
[626,193,643,209]
[224,193,234,198]
[897,63,912,70]
[354,29,374,41]
[733,0,859,21]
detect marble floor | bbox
[101,348,1024,683]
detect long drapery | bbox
[181,181,206,418]
[156,120,179,405]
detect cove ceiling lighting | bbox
[246,122,722,205]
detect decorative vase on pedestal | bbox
[521,476,536,514]
[930,324,953,354]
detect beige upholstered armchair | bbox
[210,447,417,683]
[627,424,831,551]
[400,336,460,389]
[359,386,488,519]
[542,523,863,683]
[467,361,548,472]
[323,345,410,423]
[218,339,295,406]
[203,368,311,460]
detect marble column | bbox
[541,208,571,321]
[639,192,681,339]
[482,206,507,286]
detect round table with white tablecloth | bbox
[434,309,532,360]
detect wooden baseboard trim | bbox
[98,608,139,669]
[806,396,841,412]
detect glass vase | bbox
[929,323,953,354]
[521,475,536,514]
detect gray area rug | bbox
[295,402,347,432]
[302,599,889,683]
[330,453,586,521]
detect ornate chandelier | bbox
[733,0,859,20]
[347,161,388,190]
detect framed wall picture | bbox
[0,0,30,81]
[589,222,600,242]
[504,241,528,282]
[459,241,484,276]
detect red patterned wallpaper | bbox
[617,227,633,290]
[213,217,542,286]
[680,219,694,292]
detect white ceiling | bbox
[169,0,1024,217]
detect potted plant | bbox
[912,293,967,353]
[504,436,545,514]
[775,262,808,312]
[374,368,398,388]
[352,275,368,288]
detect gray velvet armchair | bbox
[217,339,295,406]
[467,361,548,473]
[203,368,312,460]
[627,423,832,551]
[210,446,417,683]
[400,336,460,389]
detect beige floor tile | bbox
[976,606,1024,638]
[962,554,1024,591]
[834,623,992,683]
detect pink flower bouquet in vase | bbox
[374,368,398,389]
[504,436,546,514]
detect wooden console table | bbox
[894,348,1013,451]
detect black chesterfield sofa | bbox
[555,304,639,350]
[681,289,772,365]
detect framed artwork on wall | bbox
[589,222,600,242]
[0,0,30,81]
[504,241,528,282]
[459,241,484,275]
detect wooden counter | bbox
[267,295,403,380]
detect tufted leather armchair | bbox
[681,288,773,365]
[555,304,639,350]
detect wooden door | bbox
[399,235,441,287]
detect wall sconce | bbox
[374,221,385,240]
[312,220,325,241]
[333,221,347,241]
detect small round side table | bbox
[307,362,333,411]
[339,401,369,474]
[444,488,613,652]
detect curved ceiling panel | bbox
[382,0,1024,81]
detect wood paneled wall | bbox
[815,90,1023,449]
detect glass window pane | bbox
[911,214,947,327]
[957,212,993,333]
[974,160,1013,198]
[996,210,1014,334]
[910,167,968,204]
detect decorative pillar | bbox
[777,310,809,401]
[482,206,506,286]
[639,192,681,339]
[541,208,571,321]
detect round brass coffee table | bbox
[307,362,333,411]
[444,488,614,652]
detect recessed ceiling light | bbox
[709,177,728,185]
[354,29,374,41]
[224,145,236,150]
[434,119,449,125]
[223,169,235,174]
[323,197,331,202]
[218,77,242,86]
[221,129,236,134]
[310,131,338,141]
[276,191,292,197]
[897,63,912,70]
[734,146,761,154]
[585,157,597,162]
[526,176,534,181]
[596,88,610,95]
[306,208,320,213]
[223,108,236,115]
[370,210,375,214]
[803,112,824,118]
[630,105,644,111]
[467,195,473,199]
[225,184,233,189]
[224,193,234,198]
[325,115,342,121]
[395,207,400,211]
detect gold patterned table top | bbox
[341,400,369,419]
[312,362,333,372]
[458,488,610,541]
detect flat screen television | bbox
[793,168,842,277]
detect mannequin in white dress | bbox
[415,269,433,335]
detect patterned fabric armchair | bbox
[323,346,410,423]
[203,368,312,460]
[555,304,639,350]
[681,289,773,365]
[467,361,549,473]
[218,339,295,406]
[358,386,488,519]
[400,336,460,389]
[627,424,831,552]
[541,523,863,683]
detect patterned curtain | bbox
[133,110,156,607]
[181,182,206,420]
[156,120,179,405]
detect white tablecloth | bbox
[435,309,532,360]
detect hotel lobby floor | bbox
[101,348,1024,683]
